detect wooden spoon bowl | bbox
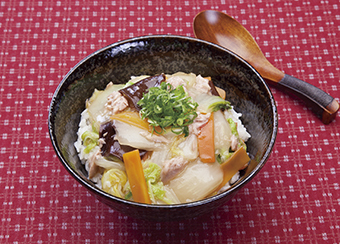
[194,10,339,124]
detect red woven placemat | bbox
[1,0,339,243]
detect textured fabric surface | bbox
[0,0,339,243]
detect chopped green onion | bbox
[137,82,198,137]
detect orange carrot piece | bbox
[216,147,250,191]
[111,111,150,131]
[111,111,162,133]
[123,149,151,204]
[198,113,215,163]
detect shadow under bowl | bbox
[48,35,278,221]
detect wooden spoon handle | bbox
[272,74,339,124]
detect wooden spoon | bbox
[194,10,339,124]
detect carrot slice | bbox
[216,146,250,191]
[111,111,150,131]
[198,113,215,163]
[111,111,162,133]
[123,149,151,204]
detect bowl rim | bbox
[48,34,278,209]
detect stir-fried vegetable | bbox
[195,93,231,113]
[123,149,151,204]
[81,131,99,153]
[114,120,169,151]
[75,72,252,205]
[138,82,198,136]
[99,121,147,161]
[176,134,199,161]
[143,162,173,204]
[168,159,223,202]
[94,156,125,171]
[166,72,197,87]
[101,168,128,198]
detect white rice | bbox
[224,106,251,142]
[74,109,102,187]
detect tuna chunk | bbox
[167,76,187,90]
[103,91,128,117]
[230,134,239,151]
[188,112,211,135]
[161,156,189,184]
[88,149,101,179]
[194,75,211,94]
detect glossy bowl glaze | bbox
[48,35,278,221]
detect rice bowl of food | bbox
[48,35,278,221]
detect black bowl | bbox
[48,35,278,221]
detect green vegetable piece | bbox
[124,191,132,200]
[210,100,231,112]
[226,118,247,151]
[143,162,173,204]
[227,118,238,136]
[216,149,233,164]
[137,82,198,137]
[195,93,231,113]
[81,131,99,154]
[144,162,161,183]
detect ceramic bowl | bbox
[48,35,278,221]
